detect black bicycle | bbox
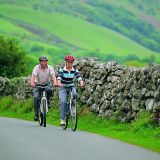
[62,87,78,131]
[37,84,49,127]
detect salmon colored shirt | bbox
[32,64,55,85]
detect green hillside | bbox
[0,0,160,69]
[7,0,159,52]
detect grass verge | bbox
[0,96,159,153]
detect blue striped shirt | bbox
[57,66,82,86]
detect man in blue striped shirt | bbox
[57,55,84,126]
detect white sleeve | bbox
[32,65,38,76]
[49,65,55,75]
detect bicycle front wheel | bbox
[42,99,47,127]
[38,107,43,126]
[70,101,78,131]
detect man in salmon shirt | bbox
[31,56,57,121]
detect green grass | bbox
[0,3,160,63]
[0,96,159,152]
[78,113,160,152]
[102,0,160,31]
[0,19,34,36]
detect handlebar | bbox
[57,84,85,88]
[36,84,48,91]
[36,84,48,87]
[63,84,75,87]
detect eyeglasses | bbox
[67,61,73,63]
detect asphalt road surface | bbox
[0,117,159,160]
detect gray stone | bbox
[145,99,154,111]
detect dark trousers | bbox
[33,84,53,116]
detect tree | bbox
[0,35,27,78]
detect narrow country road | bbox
[0,117,159,160]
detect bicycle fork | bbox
[40,91,48,114]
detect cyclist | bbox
[57,55,84,126]
[31,56,57,121]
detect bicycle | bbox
[62,86,78,131]
[37,84,49,127]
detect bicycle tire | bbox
[43,99,47,127]
[39,112,43,126]
[70,100,78,131]
[38,107,43,126]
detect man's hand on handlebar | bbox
[31,82,36,88]
[53,82,58,87]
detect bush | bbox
[0,34,27,78]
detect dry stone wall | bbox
[75,57,160,123]
[0,57,159,123]
[0,76,31,99]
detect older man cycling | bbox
[30,56,57,121]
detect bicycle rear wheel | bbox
[70,100,78,131]
[42,99,47,127]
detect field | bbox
[0,2,160,67]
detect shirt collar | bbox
[64,66,75,71]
